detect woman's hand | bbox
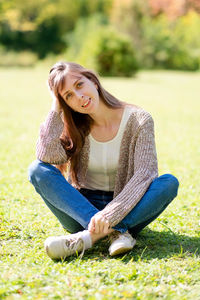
[50,90,62,114]
[88,214,110,234]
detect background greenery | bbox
[1,1,200,298]
[0,0,200,74]
[0,67,199,299]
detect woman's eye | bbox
[66,93,72,100]
[77,82,83,88]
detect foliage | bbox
[65,15,138,76]
[140,11,200,70]
[94,28,138,76]
[149,0,200,17]
[0,67,200,299]
[110,0,148,49]
[0,0,113,58]
[110,1,200,71]
[1,0,200,71]
[65,14,108,65]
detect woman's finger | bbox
[97,216,108,234]
[89,215,110,234]
[88,217,95,232]
[94,215,104,234]
[103,220,110,234]
[95,217,101,234]
[98,218,104,234]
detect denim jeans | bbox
[28,160,179,236]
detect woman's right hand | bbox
[50,90,62,114]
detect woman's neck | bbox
[89,101,125,127]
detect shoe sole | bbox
[109,245,134,256]
[109,239,136,256]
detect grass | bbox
[0,66,200,300]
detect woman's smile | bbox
[81,98,92,108]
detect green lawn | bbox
[0,67,200,300]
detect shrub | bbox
[140,11,200,70]
[92,27,139,76]
[65,15,139,76]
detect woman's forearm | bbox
[36,110,68,164]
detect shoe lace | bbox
[65,237,85,259]
[122,232,131,239]
[109,231,130,243]
[108,231,121,243]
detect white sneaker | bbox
[44,230,92,260]
[108,231,136,256]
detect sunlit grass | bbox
[0,67,200,299]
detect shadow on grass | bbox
[125,228,200,262]
[61,228,199,264]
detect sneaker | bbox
[44,230,92,260]
[108,231,136,256]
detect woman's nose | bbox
[74,91,84,99]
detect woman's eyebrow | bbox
[63,76,82,96]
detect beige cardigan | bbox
[36,106,158,227]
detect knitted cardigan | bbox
[36,106,158,227]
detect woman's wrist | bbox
[49,89,62,114]
[51,102,61,113]
[51,98,62,114]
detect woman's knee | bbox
[28,160,43,184]
[28,159,56,185]
[159,174,179,199]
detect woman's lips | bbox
[82,98,91,108]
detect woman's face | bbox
[59,73,100,114]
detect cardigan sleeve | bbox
[96,115,158,227]
[36,110,68,164]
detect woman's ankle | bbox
[89,228,115,244]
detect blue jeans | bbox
[28,160,179,236]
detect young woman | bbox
[28,61,179,260]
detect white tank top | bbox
[84,106,133,191]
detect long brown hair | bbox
[48,61,123,186]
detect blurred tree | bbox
[109,0,149,64]
[65,14,138,76]
[188,0,200,13]
[109,0,200,70]
[149,0,200,18]
[137,10,200,70]
[0,0,113,58]
[149,0,187,19]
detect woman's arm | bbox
[94,115,158,228]
[36,95,68,164]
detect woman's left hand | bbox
[88,214,110,234]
